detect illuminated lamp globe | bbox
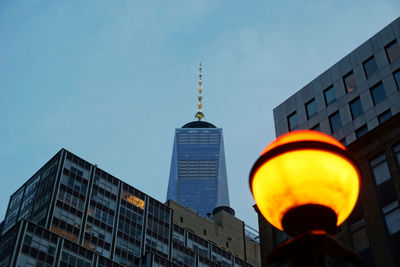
[250,130,360,237]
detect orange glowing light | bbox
[122,192,145,210]
[250,130,360,231]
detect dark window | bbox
[287,112,298,131]
[378,109,392,124]
[383,201,400,235]
[274,229,288,245]
[370,83,386,105]
[344,71,356,92]
[370,154,391,185]
[203,229,206,236]
[394,70,400,90]
[311,124,320,131]
[324,86,336,106]
[305,99,317,119]
[350,97,363,119]
[363,57,378,79]
[356,124,368,138]
[329,112,342,133]
[350,219,370,252]
[24,234,32,245]
[394,145,400,174]
[386,41,400,63]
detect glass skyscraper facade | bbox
[167,121,230,217]
[0,148,254,267]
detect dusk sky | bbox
[1,1,399,230]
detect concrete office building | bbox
[0,148,259,267]
[167,65,230,216]
[165,201,260,267]
[257,17,400,266]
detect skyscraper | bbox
[256,17,400,266]
[167,65,230,216]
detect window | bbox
[383,201,400,235]
[356,124,368,138]
[370,83,386,105]
[287,112,298,131]
[353,227,369,251]
[121,192,144,210]
[370,154,391,185]
[378,109,392,124]
[350,97,363,119]
[275,230,288,245]
[329,112,342,133]
[386,41,400,63]
[324,86,336,106]
[363,57,378,79]
[305,99,317,119]
[311,123,320,131]
[350,219,370,252]
[394,70,400,90]
[394,141,400,155]
[394,144,400,169]
[344,71,356,92]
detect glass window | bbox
[394,144,400,173]
[305,99,317,119]
[329,112,342,133]
[370,154,391,185]
[378,109,392,124]
[356,124,368,138]
[287,112,298,131]
[394,70,400,90]
[395,144,400,163]
[351,222,370,252]
[386,41,400,63]
[275,230,288,245]
[370,83,386,105]
[311,123,320,131]
[344,71,356,92]
[350,97,363,119]
[383,201,400,235]
[363,57,378,79]
[324,86,336,106]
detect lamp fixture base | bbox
[282,204,337,237]
[267,230,362,267]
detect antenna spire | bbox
[195,63,204,121]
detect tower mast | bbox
[195,63,204,121]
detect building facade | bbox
[0,148,257,267]
[167,121,230,217]
[273,18,400,144]
[257,17,400,266]
[166,200,260,267]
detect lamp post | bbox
[249,130,362,266]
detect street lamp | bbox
[250,130,362,266]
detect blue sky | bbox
[1,1,399,230]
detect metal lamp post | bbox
[249,130,362,266]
